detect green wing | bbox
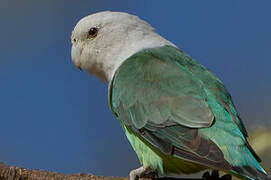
[112,47,215,129]
[109,45,258,171]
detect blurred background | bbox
[0,0,270,178]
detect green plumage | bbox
[108,45,266,180]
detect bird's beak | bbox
[76,65,82,71]
[71,44,82,71]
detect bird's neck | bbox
[94,32,175,84]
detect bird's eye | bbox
[88,27,98,39]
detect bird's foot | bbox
[129,166,157,180]
[202,170,232,180]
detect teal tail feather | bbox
[232,166,270,180]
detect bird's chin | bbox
[86,67,108,83]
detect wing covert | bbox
[110,47,215,129]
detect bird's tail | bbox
[232,166,270,180]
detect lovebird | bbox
[71,11,269,180]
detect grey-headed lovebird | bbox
[71,11,270,180]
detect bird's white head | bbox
[71,11,174,83]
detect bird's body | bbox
[109,45,265,179]
[71,11,269,180]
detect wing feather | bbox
[109,45,254,171]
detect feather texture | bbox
[109,45,266,179]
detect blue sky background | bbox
[0,0,270,177]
